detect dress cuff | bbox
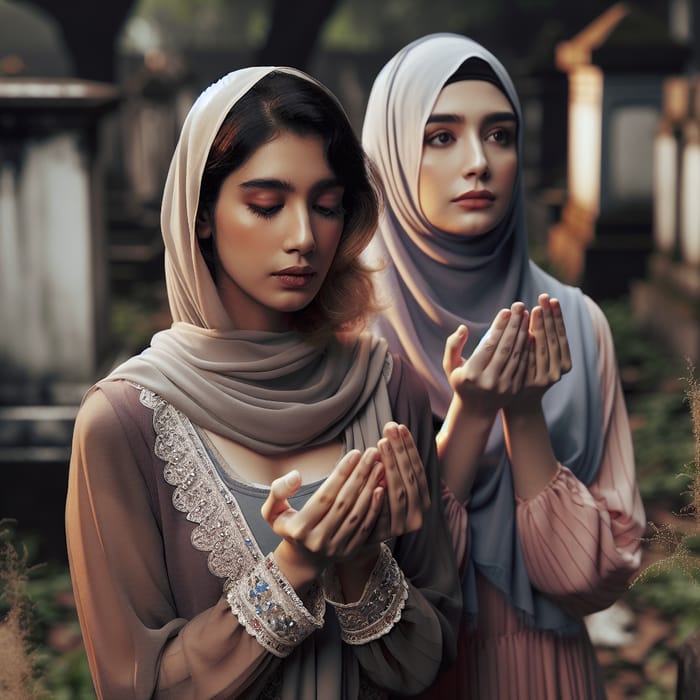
[226,553,325,658]
[323,543,409,645]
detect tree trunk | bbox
[24,0,135,82]
[677,629,700,699]
[255,0,340,70]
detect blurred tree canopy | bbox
[17,0,671,80]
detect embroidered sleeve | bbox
[322,543,409,645]
[226,553,325,658]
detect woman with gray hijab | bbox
[363,33,645,698]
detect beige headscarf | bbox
[105,66,390,455]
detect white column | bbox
[6,133,97,380]
[680,129,700,264]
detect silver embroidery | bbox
[322,543,408,645]
[140,388,325,655]
[227,553,325,658]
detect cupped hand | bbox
[370,422,431,541]
[262,447,386,569]
[514,293,572,407]
[443,301,530,415]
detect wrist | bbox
[337,543,380,575]
[335,544,381,603]
[274,540,325,592]
[503,394,543,419]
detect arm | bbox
[66,388,306,699]
[501,294,570,499]
[439,303,530,502]
[340,356,463,695]
[515,297,645,616]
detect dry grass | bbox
[0,525,40,700]
[632,365,700,587]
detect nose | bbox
[462,131,489,181]
[284,204,316,255]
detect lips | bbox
[272,266,316,288]
[453,190,495,202]
[453,190,495,210]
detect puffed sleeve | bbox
[330,356,462,695]
[515,297,646,617]
[66,387,316,699]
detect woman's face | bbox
[198,132,345,331]
[418,79,518,237]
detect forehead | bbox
[429,80,513,119]
[233,131,334,179]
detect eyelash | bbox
[247,204,345,219]
[425,131,454,147]
[425,128,516,148]
[487,128,515,146]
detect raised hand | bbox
[371,422,431,541]
[515,293,572,408]
[443,301,530,416]
[262,423,430,574]
[262,447,386,568]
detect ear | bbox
[195,207,212,239]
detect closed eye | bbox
[313,204,345,218]
[248,204,282,218]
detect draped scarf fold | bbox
[362,33,604,633]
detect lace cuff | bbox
[323,543,409,645]
[226,553,325,658]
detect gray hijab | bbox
[363,33,604,633]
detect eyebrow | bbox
[425,111,517,127]
[239,177,343,193]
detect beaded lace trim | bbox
[140,388,325,657]
[227,554,325,658]
[323,543,408,645]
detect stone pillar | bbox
[632,75,700,364]
[547,4,690,298]
[0,78,119,395]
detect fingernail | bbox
[285,470,300,488]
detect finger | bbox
[382,424,420,524]
[551,298,572,374]
[378,424,408,535]
[295,449,362,529]
[489,302,526,375]
[396,423,431,513]
[443,325,468,376]
[329,462,385,555]
[529,306,548,381]
[261,470,302,524]
[463,308,513,390]
[539,294,561,374]
[320,447,381,541]
[512,333,530,392]
[499,307,529,385]
[344,486,385,554]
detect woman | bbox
[66,66,461,699]
[362,33,645,698]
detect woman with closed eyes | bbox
[65,66,461,699]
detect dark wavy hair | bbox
[197,70,380,336]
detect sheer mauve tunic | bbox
[426,297,646,699]
[66,355,461,699]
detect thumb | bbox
[261,470,301,523]
[443,325,469,375]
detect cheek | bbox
[418,163,444,217]
[499,153,518,191]
[319,223,343,262]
